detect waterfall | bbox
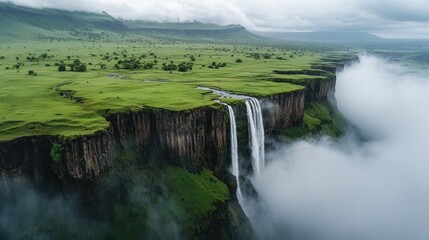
[220,102,243,204]
[1,172,9,192]
[245,98,265,175]
[198,86,266,175]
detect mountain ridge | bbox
[0,2,264,43]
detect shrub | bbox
[58,65,66,72]
[162,62,177,71]
[143,62,154,69]
[235,58,242,63]
[177,62,194,72]
[263,53,272,59]
[75,64,87,72]
[28,70,37,76]
[50,144,63,162]
[208,62,227,69]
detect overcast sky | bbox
[3,0,429,38]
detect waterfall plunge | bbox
[245,98,265,175]
[197,86,266,175]
[221,103,243,204]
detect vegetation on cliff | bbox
[284,100,347,139]
[103,166,231,239]
[1,155,240,239]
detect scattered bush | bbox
[235,58,242,63]
[58,64,67,72]
[177,62,194,72]
[162,62,177,71]
[75,64,87,72]
[28,70,37,76]
[68,59,87,72]
[208,62,227,69]
[262,53,272,59]
[143,62,154,69]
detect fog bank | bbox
[251,55,429,239]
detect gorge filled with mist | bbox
[245,55,429,240]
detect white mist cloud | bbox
[2,0,429,38]
[250,55,429,239]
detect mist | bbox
[249,55,429,239]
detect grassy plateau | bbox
[0,41,347,142]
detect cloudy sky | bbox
[3,0,429,38]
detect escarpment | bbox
[0,91,306,185]
[0,61,350,184]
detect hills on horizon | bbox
[2,2,425,44]
[0,2,265,43]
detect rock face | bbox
[109,107,229,173]
[262,90,306,134]
[304,78,336,102]
[0,136,57,186]
[60,129,115,182]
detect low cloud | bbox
[2,0,429,38]
[249,55,429,239]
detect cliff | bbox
[0,88,315,186]
[0,56,355,184]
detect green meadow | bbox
[0,41,340,142]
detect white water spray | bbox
[245,98,265,175]
[220,102,243,204]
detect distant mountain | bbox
[255,31,383,43]
[0,2,265,43]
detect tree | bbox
[162,62,177,71]
[58,65,66,71]
[178,62,194,72]
[75,64,87,72]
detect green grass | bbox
[0,41,334,142]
